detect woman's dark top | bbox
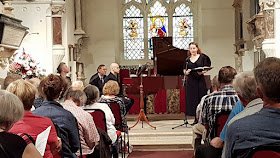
[0,132,27,158]
[184,53,211,116]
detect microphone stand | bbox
[172,56,190,130]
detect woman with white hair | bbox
[0,90,42,158]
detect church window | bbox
[122,0,194,60]
[123,5,145,60]
[172,3,193,50]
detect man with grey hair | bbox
[196,71,262,158]
[224,57,280,158]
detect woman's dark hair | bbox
[42,74,67,101]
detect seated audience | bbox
[89,64,107,94]
[104,63,134,113]
[61,87,100,157]
[33,74,80,158]
[7,80,61,158]
[28,77,44,109]
[98,80,128,131]
[224,57,280,158]
[0,90,42,158]
[192,75,219,150]
[201,66,239,144]
[71,80,84,91]
[83,85,118,157]
[196,71,263,158]
[3,74,22,89]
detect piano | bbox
[122,37,210,114]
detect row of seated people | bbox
[192,58,280,158]
[0,73,129,158]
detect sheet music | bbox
[35,126,51,156]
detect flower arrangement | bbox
[9,51,44,78]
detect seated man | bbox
[89,64,107,94]
[192,75,219,150]
[201,66,239,144]
[224,57,280,158]
[104,63,134,113]
[196,71,263,158]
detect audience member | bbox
[0,90,42,158]
[57,62,72,87]
[62,87,100,157]
[224,57,280,158]
[83,85,118,157]
[3,74,22,89]
[99,80,128,131]
[71,80,85,91]
[201,66,238,144]
[7,80,61,158]
[192,75,219,150]
[196,71,263,158]
[104,63,134,113]
[89,64,107,94]
[28,77,44,109]
[33,74,80,158]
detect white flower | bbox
[27,70,33,76]
[30,62,36,68]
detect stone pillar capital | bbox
[51,1,66,16]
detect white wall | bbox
[81,0,121,83]
[12,2,53,75]
[11,0,75,77]
[200,0,235,77]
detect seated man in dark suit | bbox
[104,63,134,113]
[224,57,280,158]
[89,64,107,94]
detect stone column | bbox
[260,0,276,57]
[275,0,280,57]
[51,1,66,74]
[74,0,85,35]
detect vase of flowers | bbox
[9,51,44,78]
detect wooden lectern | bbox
[129,64,156,130]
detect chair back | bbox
[214,111,231,137]
[84,109,107,132]
[251,145,280,158]
[109,102,122,130]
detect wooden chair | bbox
[213,111,231,137]
[234,145,280,158]
[84,109,107,132]
[251,145,280,158]
[109,102,129,158]
[85,108,123,158]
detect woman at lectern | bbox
[183,42,211,126]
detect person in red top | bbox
[7,79,61,158]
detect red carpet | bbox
[128,150,194,158]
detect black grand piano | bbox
[122,37,210,114]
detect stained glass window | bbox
[148,1,168,59]
[122,0,194,60]
[172,3,193,50]
[123,5,144,60]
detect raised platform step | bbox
[127,119,195,151]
